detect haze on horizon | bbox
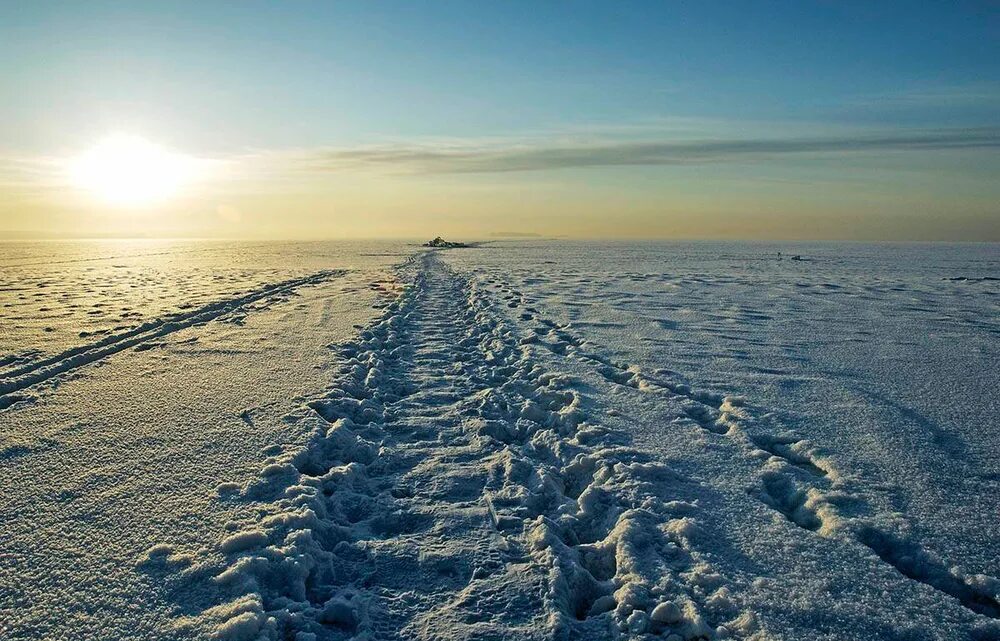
[1,1,998,242]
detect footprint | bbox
[758,472,822,532]
[856,526,1000,619]
[752,434,828,477]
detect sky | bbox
[1,1,998,240]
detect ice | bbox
[2,239,998,640]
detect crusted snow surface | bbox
[444,241,1000,640]
[158,253,761,640]
[4,240,998,641]
[0,240,417,378]
[0,240,411,641]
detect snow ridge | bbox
[151,253,760,640]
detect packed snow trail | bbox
[151,253,758,640]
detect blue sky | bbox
[1,1,998,239]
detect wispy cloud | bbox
[844,82,1000,109]
[7,126,998,192]
[0,155,63,188]
[257,127,1000,175]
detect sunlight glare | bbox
[69,134,200,206]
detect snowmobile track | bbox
[0,270,344,402]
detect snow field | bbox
[155,253,762,640]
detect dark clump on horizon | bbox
[423,237,470,248]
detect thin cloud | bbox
[0,155,63,188]
[10,126,999,189]
[273,127,1000,175]
[845,82,1000,109]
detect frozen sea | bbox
[0,239,997,641]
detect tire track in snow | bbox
[486,279,1000,621]
[0,243,244,269]
[0,270,345,402]
[147,253,760,640]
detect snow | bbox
[446,240,1000,639]
[0,240,411,640]
[1,239,998,640]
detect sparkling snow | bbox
[1,240,997,641]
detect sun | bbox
[68,134,200,206]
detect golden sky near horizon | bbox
[1,4,998,241]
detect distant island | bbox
[423,237,469,248]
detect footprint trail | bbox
[150,253,760,640]
[485,278,1000,622]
